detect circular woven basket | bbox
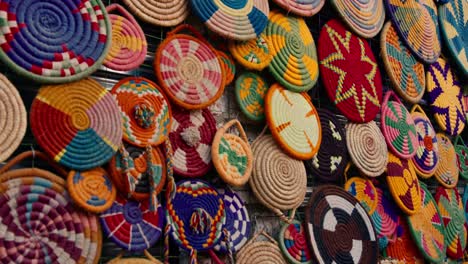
[67,167,116,213]
[235,72,269,122]
[319,19,382,123]
[265,83,321,160]
[212,119,253,187]
[0,0,111,83]
[331,0,385,38]
[228,34,272,71]
[217,51,236,85]
[386,152,421,215]
[0,73,27,163]
[344,174,378,215]
[107,250,162,264]
[406,183,446,263]
[439,0,468,77]
[434,133,459,188]
[435,187,467,259]
[410,105,439,178]
[454,136,468,180]
[385,220,425,264]
[305,185,378,264]
[103,4,147,71]
[100,195,164,251]
[236,230,287,264]
[278,220,313,264]
[427,58,466,136]
[370,186,400,245]
[265,10,319,92]
[304,109,347,182]
[122,0,189,27]
[384,0,441,63]
[381,91,418,159]
[380,22,425,104]
[30,78,122,171]
[345,121,388,177]
[111,77,171,147]
[154,25,225,110]
[273,0,324,17]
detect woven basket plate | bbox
[235,72,268,122]
[122,0,189,27]
[434,133,459,188]
[278,220,313,264]
[385,220,424,263]
[344,177,378,215]
[273,0,325,17]
[228,34,272,71]
[30,78,122,170]
[319,19,382,123]
[454,136,468,180]
[384,0,441,63]
[236,232,287,264]
[265,84,321,160]
[0,0,111,83]
[305,185,378,264]
[370,186,400,242]
[265,10,319,92]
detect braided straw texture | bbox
[344,177,378,215]
[385,220,425,264]
[305,185,378,264]
[435,187,467,259]
[273,0,324,17]
[122,0,188,27]
[439,0,468,77]
[104,4,147,71]
[235,72,268,122]
[100,195,164,251]
[67,167,116,213]
[278,220,312,264]
[236,231,287,264]
[427,58,466,136]
[406,183,446,263]
[0,0,111,83]
[345,121,388,177]
[435,133,459,188]
[384,0,441,63]
[111,77,171,147]
[454,136,468,180]
[319,19,382,123]
[265,10,319,92]
[217,51,236,85]
[380,22,425,104]
[370,186,400,243]
[228,34,272,71]
[265,83,321,160]
[331,0,385,38]
[107,250,162,264]
[0,73,26,163]
[30,78,122,171]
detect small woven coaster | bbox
[278,220,313,264]
[235,72,268,122]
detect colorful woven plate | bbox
[217,51,236,85]
[67,167,117,213]
[265,83,321,160]
[385,220,425,263]
[0,73,26,163]
[304,109,347,182]
[278,220,313,264]
[331,0,385,38]
[273,0,325,17]
[454,136,468,180]
[111,77,171,147]
[100,195,164,251]
[386,152,421,215]
[0,0,111,83]
[435,187,467,259]
[236,231,287,264]
[344,176,378,215]
[406,183,446,263]
[410,105,439,178]
[427,57,466,136]
[381,22,425,104]
[381,91,418,159]
[319,19,382,123]
[370,186,400,246]
[439,0,468,77]
[235,72,268,122]
[265,10,319,92]
[122,0,189,27]
[228,34,272,71]
[155,25,225,110]
[305,185,378,264]
[104,4,147,71]
[30,78,122,170]
[435,133,459,188]
[384,0,441,63]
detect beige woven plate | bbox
[122,0,188,27]
[236,230,287,264]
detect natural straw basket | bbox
[454,136,468,180]
[273,0,325,17]
[345,121,388,177]
[228,34,272,71]
[0,0,111,83]
[319,19,382,123]
[236,230,287,264]
[434,133,459,188]
[235,72,269,122]
[380,22,425,104]
[278,220,313,264]
[370,186,400,246]
[0,73,27,163]
[265,10,319,92]
[385,220,425,264]
[30,78,122,171]
[104,4,147,71]
[344,164,378,214]
[122,0,188,27]
[107,250,162,264]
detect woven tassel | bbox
[119,146,136,198]
[190,249,198,264]
[223,228,234,264]
[145,145,159,212]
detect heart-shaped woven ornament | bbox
[454,136,468,180]
[228,34,272,71]
[434,133,459,188]
[265,10,319,92]
[0,0,111,83]
[30,78,122,171]
[385,220,425,264]
[235,72,269,122]
[273,0,325,17]
[344,174,378,215]
[319,19,382,123]
[122,0,189,27]
[370,186,400,249]
[278,220,313,264]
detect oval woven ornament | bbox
[454,136,468,180]
[435,133,459,188]
[122,0,189,27]
[0,0,111,83]
[265,83,321,160]
[273,0,325,17]
[236,231,287,264]
[370,186,400,244]
[385,220,425,264]
[228,34,272,71]
[235,72,268,122]
[265,10,319,92]
[278,220,313,264]
[305,185,378,264]
[344,176,378,215]
[319,19,382,123]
